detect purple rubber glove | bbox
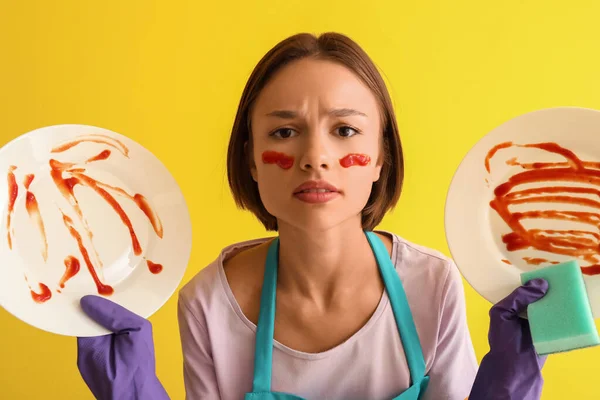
[469,278,549,400]
[77,295,170,400]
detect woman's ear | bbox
[245,141,258,182]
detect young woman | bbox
[77,32,548,400]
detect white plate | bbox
[0,124,192,336]
[445,107,600,317]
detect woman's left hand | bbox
[77,295,170,400]
[468,278,548,400]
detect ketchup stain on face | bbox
[487,141,600,275]
[30,283,52,303]
[61,212,113,295]
[339,154,371,168]
[262,151,294,169]
[59,255,81,288]
[23,174,48,261]
[6,166,18,249]
[146,260,163,274]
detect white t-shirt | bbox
[177,231,478,399]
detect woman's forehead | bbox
[253,58,379,117]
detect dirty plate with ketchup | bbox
[0,124,192,336]
[445,107,600,317]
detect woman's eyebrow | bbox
[265,108,367,119]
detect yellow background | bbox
[1,1,599,398]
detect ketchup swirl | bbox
[487,141,600,275]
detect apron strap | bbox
[365,231,428,383]
[251,234,427,393]
[251,238,279,393]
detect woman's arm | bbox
[177,292,221,399]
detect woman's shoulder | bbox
[385,231,455,271]
[382,230,460,292]
[177,236,272,315]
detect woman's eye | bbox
[337,126,359,138]
[271,128,297,139]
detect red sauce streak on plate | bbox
[501,259,512,265]
[522,257,560,266]
[487,142,600,275]
[485,141,513,173]
[50,159,102,266]
[71,172,142,255]
[30,283,52,303]
[23,174,48,261]
[146,259,163,274]
[93,181,163,238]
[86,149,111,163]
[507,157,600,170]
[23,174,34,189]
[58,255,81,288]
[61,212,113,295]
[6,166,17,249]
[262,151,294,170]
[51,134,129,157]
[339,153,371,168]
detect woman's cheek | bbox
[339,153,371,168]
[261,150,295,170]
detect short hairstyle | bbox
[227,32,404,231]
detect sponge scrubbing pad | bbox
[520,260,600,355]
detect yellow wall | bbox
[1,1,599,398]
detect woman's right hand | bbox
[77,295,170,400]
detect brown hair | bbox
[227,32,404,231]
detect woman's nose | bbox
[299,132,332,171]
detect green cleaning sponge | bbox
[520,260,600,355]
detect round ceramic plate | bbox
[445,107,600,317]
[0,124,192,336]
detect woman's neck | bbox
[276,217,382,308]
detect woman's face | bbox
[249,58,383,232]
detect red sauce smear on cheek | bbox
[146,260,163,274]
[59,255,81,288]
[487,141,600,275]
[6,166,18,249]
[262,151,294,170]
[339,154,371,168]
[30,283,52,303]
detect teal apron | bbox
[245,231,430,400]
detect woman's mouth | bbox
[293,180,340,204]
